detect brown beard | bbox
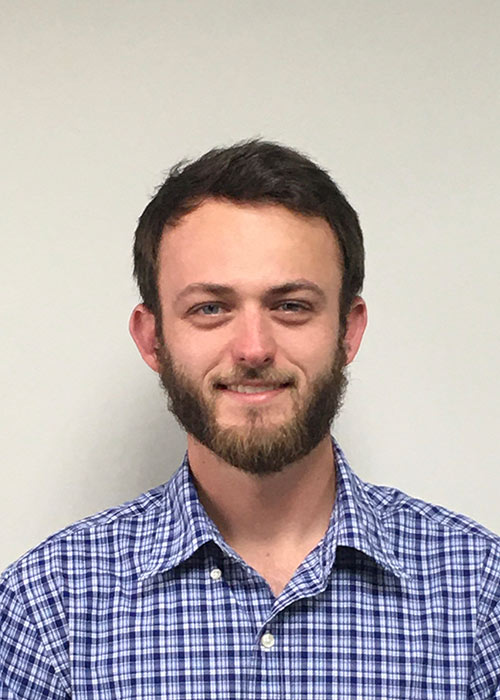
[157,336,348,476]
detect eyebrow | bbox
[264,281,326,301]
[175,279,326,304]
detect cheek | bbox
[279,326,338,371]
[164,329,224,379]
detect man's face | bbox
[154,199,354,475]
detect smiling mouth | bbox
[216,382,292,395]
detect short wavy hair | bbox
[133,139,364,330]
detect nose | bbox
[230,309,277,368]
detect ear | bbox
[343,296,368,365]
[129,303,161,372]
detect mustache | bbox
[212,367,297,388]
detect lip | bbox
[217,385,289,403]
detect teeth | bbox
[226,385,280,394]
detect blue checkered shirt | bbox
[1,438,500,698]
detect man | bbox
[1,140,499,698]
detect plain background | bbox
[1,0,499,570]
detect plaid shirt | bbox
[1,438,500,699]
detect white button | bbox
[210,567,222,581]
[260,631,275,649]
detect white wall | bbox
[2,0,499,569]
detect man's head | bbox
[130,141,367,475]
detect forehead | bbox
[157,199,342,297]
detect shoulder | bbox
[363,479,500,604]
[1,480,172,597]
[365,478,500,544]
[0,472,188,691]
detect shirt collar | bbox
[139,437,411,582]
[138,452,220,581]
[326,438,411,581]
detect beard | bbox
[157,336,348,476]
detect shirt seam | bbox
[377,495,500,545]
[1,578,70,695]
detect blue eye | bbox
[198,303,223,315]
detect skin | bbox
[130,199,367,595]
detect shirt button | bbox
[210,567,222,581]
[260,631,275,650]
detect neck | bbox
[187,435,336,552]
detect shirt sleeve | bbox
[469,598,500,699]
[0,577,69,699]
